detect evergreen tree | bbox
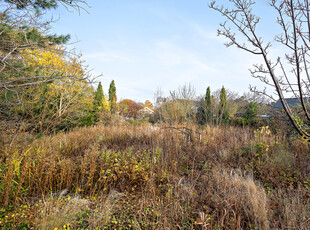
[205,87,211,106]
[108,80,117,114]
[205,86,212,123]
[92,82,110,124]
[219,86,229,124]
[5,0,82,10]
[242,102,259,126]
[197,101,205,125]
[94,82,104,111]
[197,86,212,125]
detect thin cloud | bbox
[85,52,135,63]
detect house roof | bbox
[272,98,310,110]
[138,107,155,114]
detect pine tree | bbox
[219,86,229,124]
[108,80,117,114]
[5,0,82,10]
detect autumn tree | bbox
[9,45,94,132]
[158,101,186,124]
[0,0,89,130]
[108,80,117,114]
[0,0,87,91]
[210,0,310,139]
[118,99,143,119]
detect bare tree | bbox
[170,83,197,123]
[155,84,197,124]
[210,0,310,139]
[169,83,196,101]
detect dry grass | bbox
[211,169,269,229]
[87,190,124,228]
[37,190,89,230]
[271,189,310,230]
[0,123,309,229]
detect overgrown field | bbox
[0,124,309,229]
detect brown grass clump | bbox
[33,190,124,230]
[210,169,269,229]
[87,190,124,228]
[270,189,310,229]
[37,190,89,230]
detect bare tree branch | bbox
[210,0,310,139]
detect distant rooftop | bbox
[272,98,310,110]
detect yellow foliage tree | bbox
[14,46,94,132]
[21,46,84,77]
[101,95,110,111]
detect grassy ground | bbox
[0,124,309,229]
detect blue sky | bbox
[49,0,277,103]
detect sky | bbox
[48,0,278,103]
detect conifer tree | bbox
[108,80,117,114]
[92,81,110,123]
[5,0,85,10]
[197,86,212,125]
[94,82,104,111]
[205,86,212,123]
[219,86,229,124]
[94,81,109,111]
[205,87,211,106]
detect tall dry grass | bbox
[211,169,269,229]
[37,190,89,230]
[0,123,309,229]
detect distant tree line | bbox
[152,84,269,127]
